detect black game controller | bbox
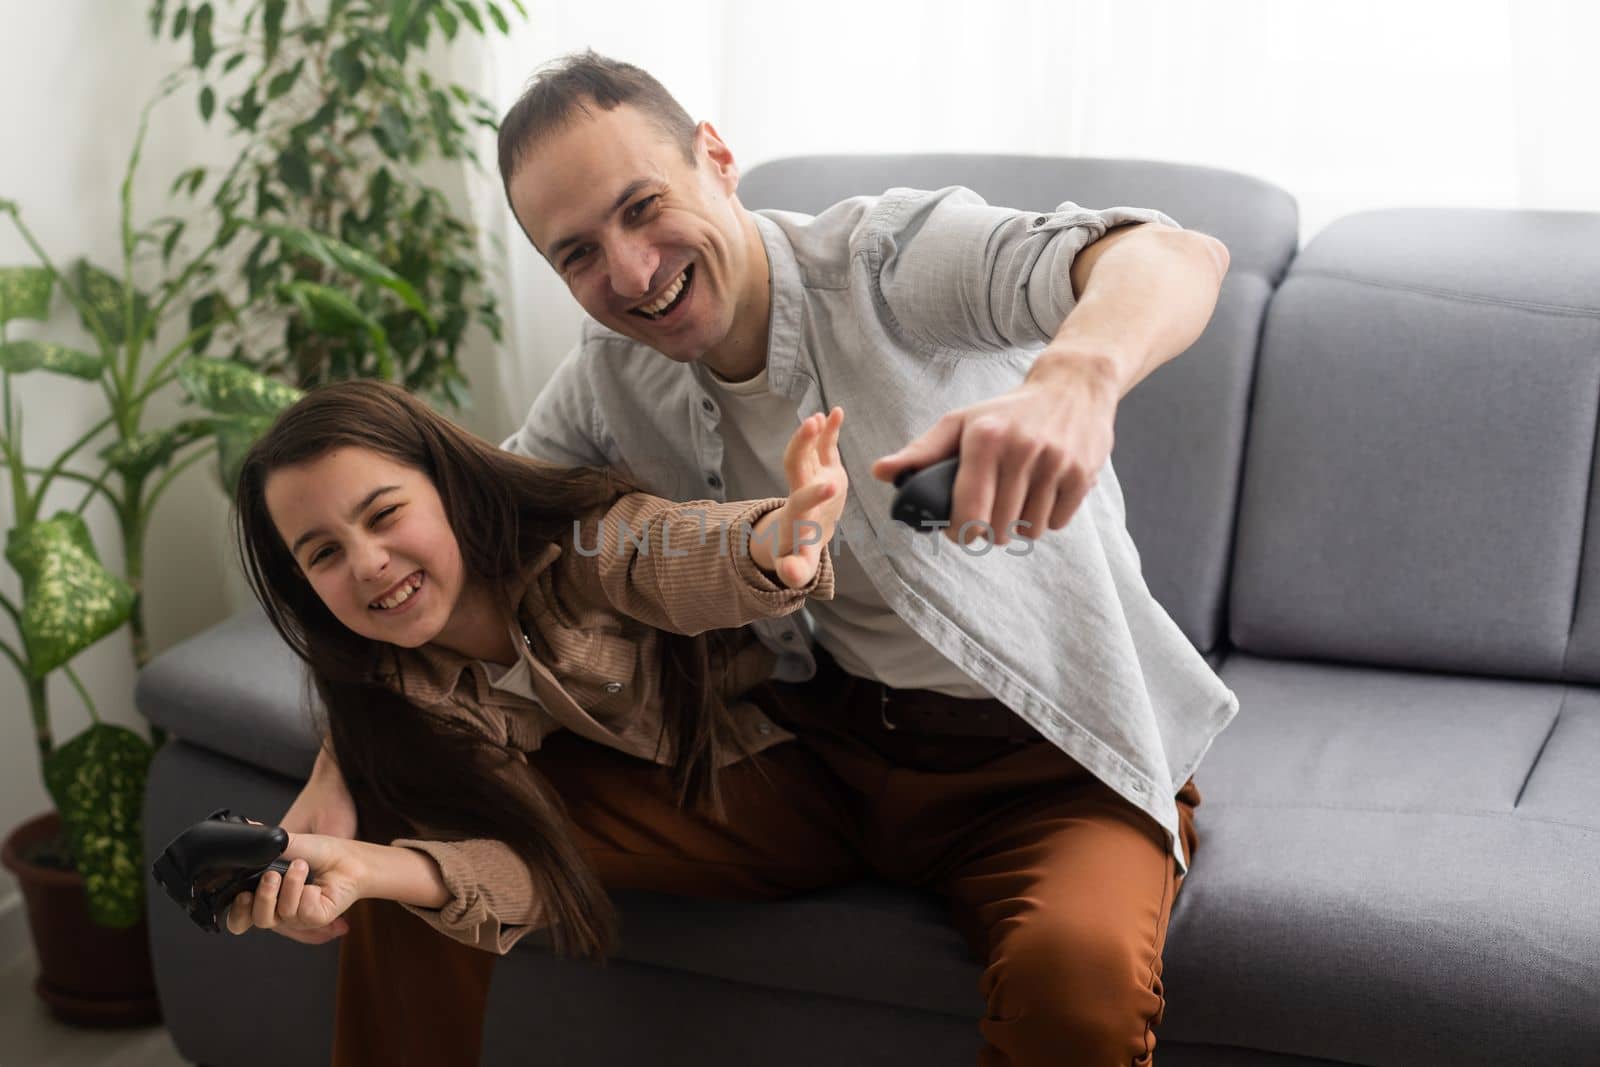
[151,808,314,933]
[890,456,959,531]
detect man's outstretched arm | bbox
[874,222,1230,545]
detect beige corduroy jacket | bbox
[377,492,834,953]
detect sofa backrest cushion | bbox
[1229,207,1600,680]
[739,154,1298,655]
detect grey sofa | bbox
[135,154,1600,1066]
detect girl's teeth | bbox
[373,573,421,610]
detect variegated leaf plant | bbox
[0,79,414,926]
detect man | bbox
[331,50,1238,1067]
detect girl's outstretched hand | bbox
[763,407,847,588]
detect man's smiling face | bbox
[507,103,754,366]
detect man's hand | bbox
[872,360,1117,546]
[752,407,847,586]
[225,830,367,944]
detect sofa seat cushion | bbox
[582,654,1599,1066]
[1155,655,1599,1064]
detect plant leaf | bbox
[266,58,303,101]
[330,43,367,95]
[249,222,432,324]
[5,513,135,677]
[263,0,286,63]
[191,3,215,70]
[178,357,302,418]
[278,280,386,342]
[199,85,215,122]
[43,723,153,928]
[69,260,150,347]
[0,340,103,380]
[0,266,53,325]
[208,413,275,493]
[97,422,205,481]
[453,1,484,33]
[227,85,262,132]
[279,144,312,196]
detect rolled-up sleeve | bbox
[870,185,1181,353]
[558,495,835,635]
[388,835,543,955]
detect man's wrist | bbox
[1028,345,1125,399]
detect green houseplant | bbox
[0,79,427,1024]
[152,0,522,409]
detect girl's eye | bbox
[308,544,337,567]
[563,245,591,270]
[627,195,660,222]
[372,505,400,525]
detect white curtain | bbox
[450,0,1600,434]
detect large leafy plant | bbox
[152,0,521,409]
[0,82,416,927]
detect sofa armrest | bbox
[135,603,321,780]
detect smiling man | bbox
[329,51,1240,1067]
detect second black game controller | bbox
[151,808,315,933]
[890,456,959,531]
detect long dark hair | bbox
[234,380,744,958]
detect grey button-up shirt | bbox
[504,185,1240,875]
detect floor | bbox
[0,948,190,1067]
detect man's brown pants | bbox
[332,652,1201,1067]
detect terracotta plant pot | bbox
[0,810,162,1027]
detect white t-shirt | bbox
[706,365,989,697]
[482,655,542,704]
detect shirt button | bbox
[1033,214,1049,225]
[706,473,722,489]
[603,682,624,694]
[757,722,773,735]
[701,398,716,414]
[780,632,795,642]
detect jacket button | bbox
[757,722,772,735]
[780,632,795,642]
[603,682,623,693]
[706,473,722,489]
[701,398,716,414]
[1034,214,1049,225]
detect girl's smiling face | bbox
[265,447,466,649]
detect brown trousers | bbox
[333,652,1201,1067]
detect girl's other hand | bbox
[770,407,847,588]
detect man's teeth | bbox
[372,573,422,610]
[636,269,688,316]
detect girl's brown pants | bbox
[332,651,1201,1067]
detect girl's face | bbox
[264,447,466,649]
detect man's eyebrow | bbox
[290,485,401,557]
[548,178,656,258]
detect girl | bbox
[224,379,847,961]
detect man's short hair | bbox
[497,50,698,188]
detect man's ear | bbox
[696,120,739,191]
